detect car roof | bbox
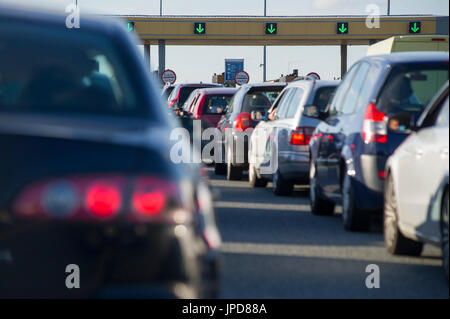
[362,51,449,65]
[197,88,238,95]
[175,83,222,88]
[286,79,340,89]
[0,4,127,38]
[240,82,288,89]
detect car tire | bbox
[309,161,334,216]
[342,172,371,232]
[214,163,226,175]
[249,163,267,188]
[272,169,293,196]
[384,174,423,256]
[441,186,449,281]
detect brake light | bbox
[132,190,166,217]
[378,171,387,179]
[362,103,387,144]
[234,112,252,130]
[85,182,122,218]
[290,127,315,145]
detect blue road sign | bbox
[225,59,244,82]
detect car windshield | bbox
[0,24,145,118]
[203,94,233,114]
[377,63,449,117]
[241,86,283,114]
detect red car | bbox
[189,88,237,128]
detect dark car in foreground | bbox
[309,52,449,231]
[0,6,220,298]
[215,82,287,180]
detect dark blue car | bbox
[309,52,449,231]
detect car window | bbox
[313,86,337,112]
[341,62,370,114]
[328,64,359,116]
[203,94,233,115]
[436,96,449,127]
[168,86,179,101]
[355,64,378,112]
[377,63,449,117]
[285,88,304,118]
[241,86,283,115]
[276,88,295,119]
[0,28,143,117]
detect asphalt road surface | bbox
[210,168,449,299]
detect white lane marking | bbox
[220,242,442,266]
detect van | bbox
[366,35,449,56]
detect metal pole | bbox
[160,0,162,16]
[263,0,267,82]
[158,39,166,78]
[387,0,390,15]
[340,44,347,78]
[144,44,151,72]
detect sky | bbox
[2,0,449,83]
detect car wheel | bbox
[441,187,449,281]
[226,145,242,181]
[383,174,423,256]
[214,163,226,175]
[249,163,267,188]
[309,161,334,215]
[342,172,371,232]
[272,169,293,196]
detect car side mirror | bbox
[303,105,319,118]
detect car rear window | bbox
[241,86,283,114]
[377,63,449,117]
[313,86,337,112]
[203,94,233,114]
[178,86,219,106]
[0,23,146,118]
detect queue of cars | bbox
[168,52,448,281]
[0,6,220,298]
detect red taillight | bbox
[378,170,387,179]
[290,127,315,145]
[132,190,166,216]
[234,112,252,130]
[362,103,387,144]
[85,182,122,218]
[13,175,185,224]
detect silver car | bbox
[384,82,449,280]
[248,78,339,194]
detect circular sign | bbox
[306,72,320,80]
[161,69,176,85]
[234,70,250,85]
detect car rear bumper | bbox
[279,150,310,182]
[0,220,216,298]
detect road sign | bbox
[127,21,135,32]
[194,22,206,34]
[225,59,244,82]
[234,70,250,85]
[161,69,176,85]
[265,23,278,35]
[307,72,320,80]
[336,22,348,34]
[409,21,421,33]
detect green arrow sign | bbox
[127,22,135,32]
[265,23,278,35]
[337,22,348,34]
[194,22,206,34]
[409,21,421,33]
